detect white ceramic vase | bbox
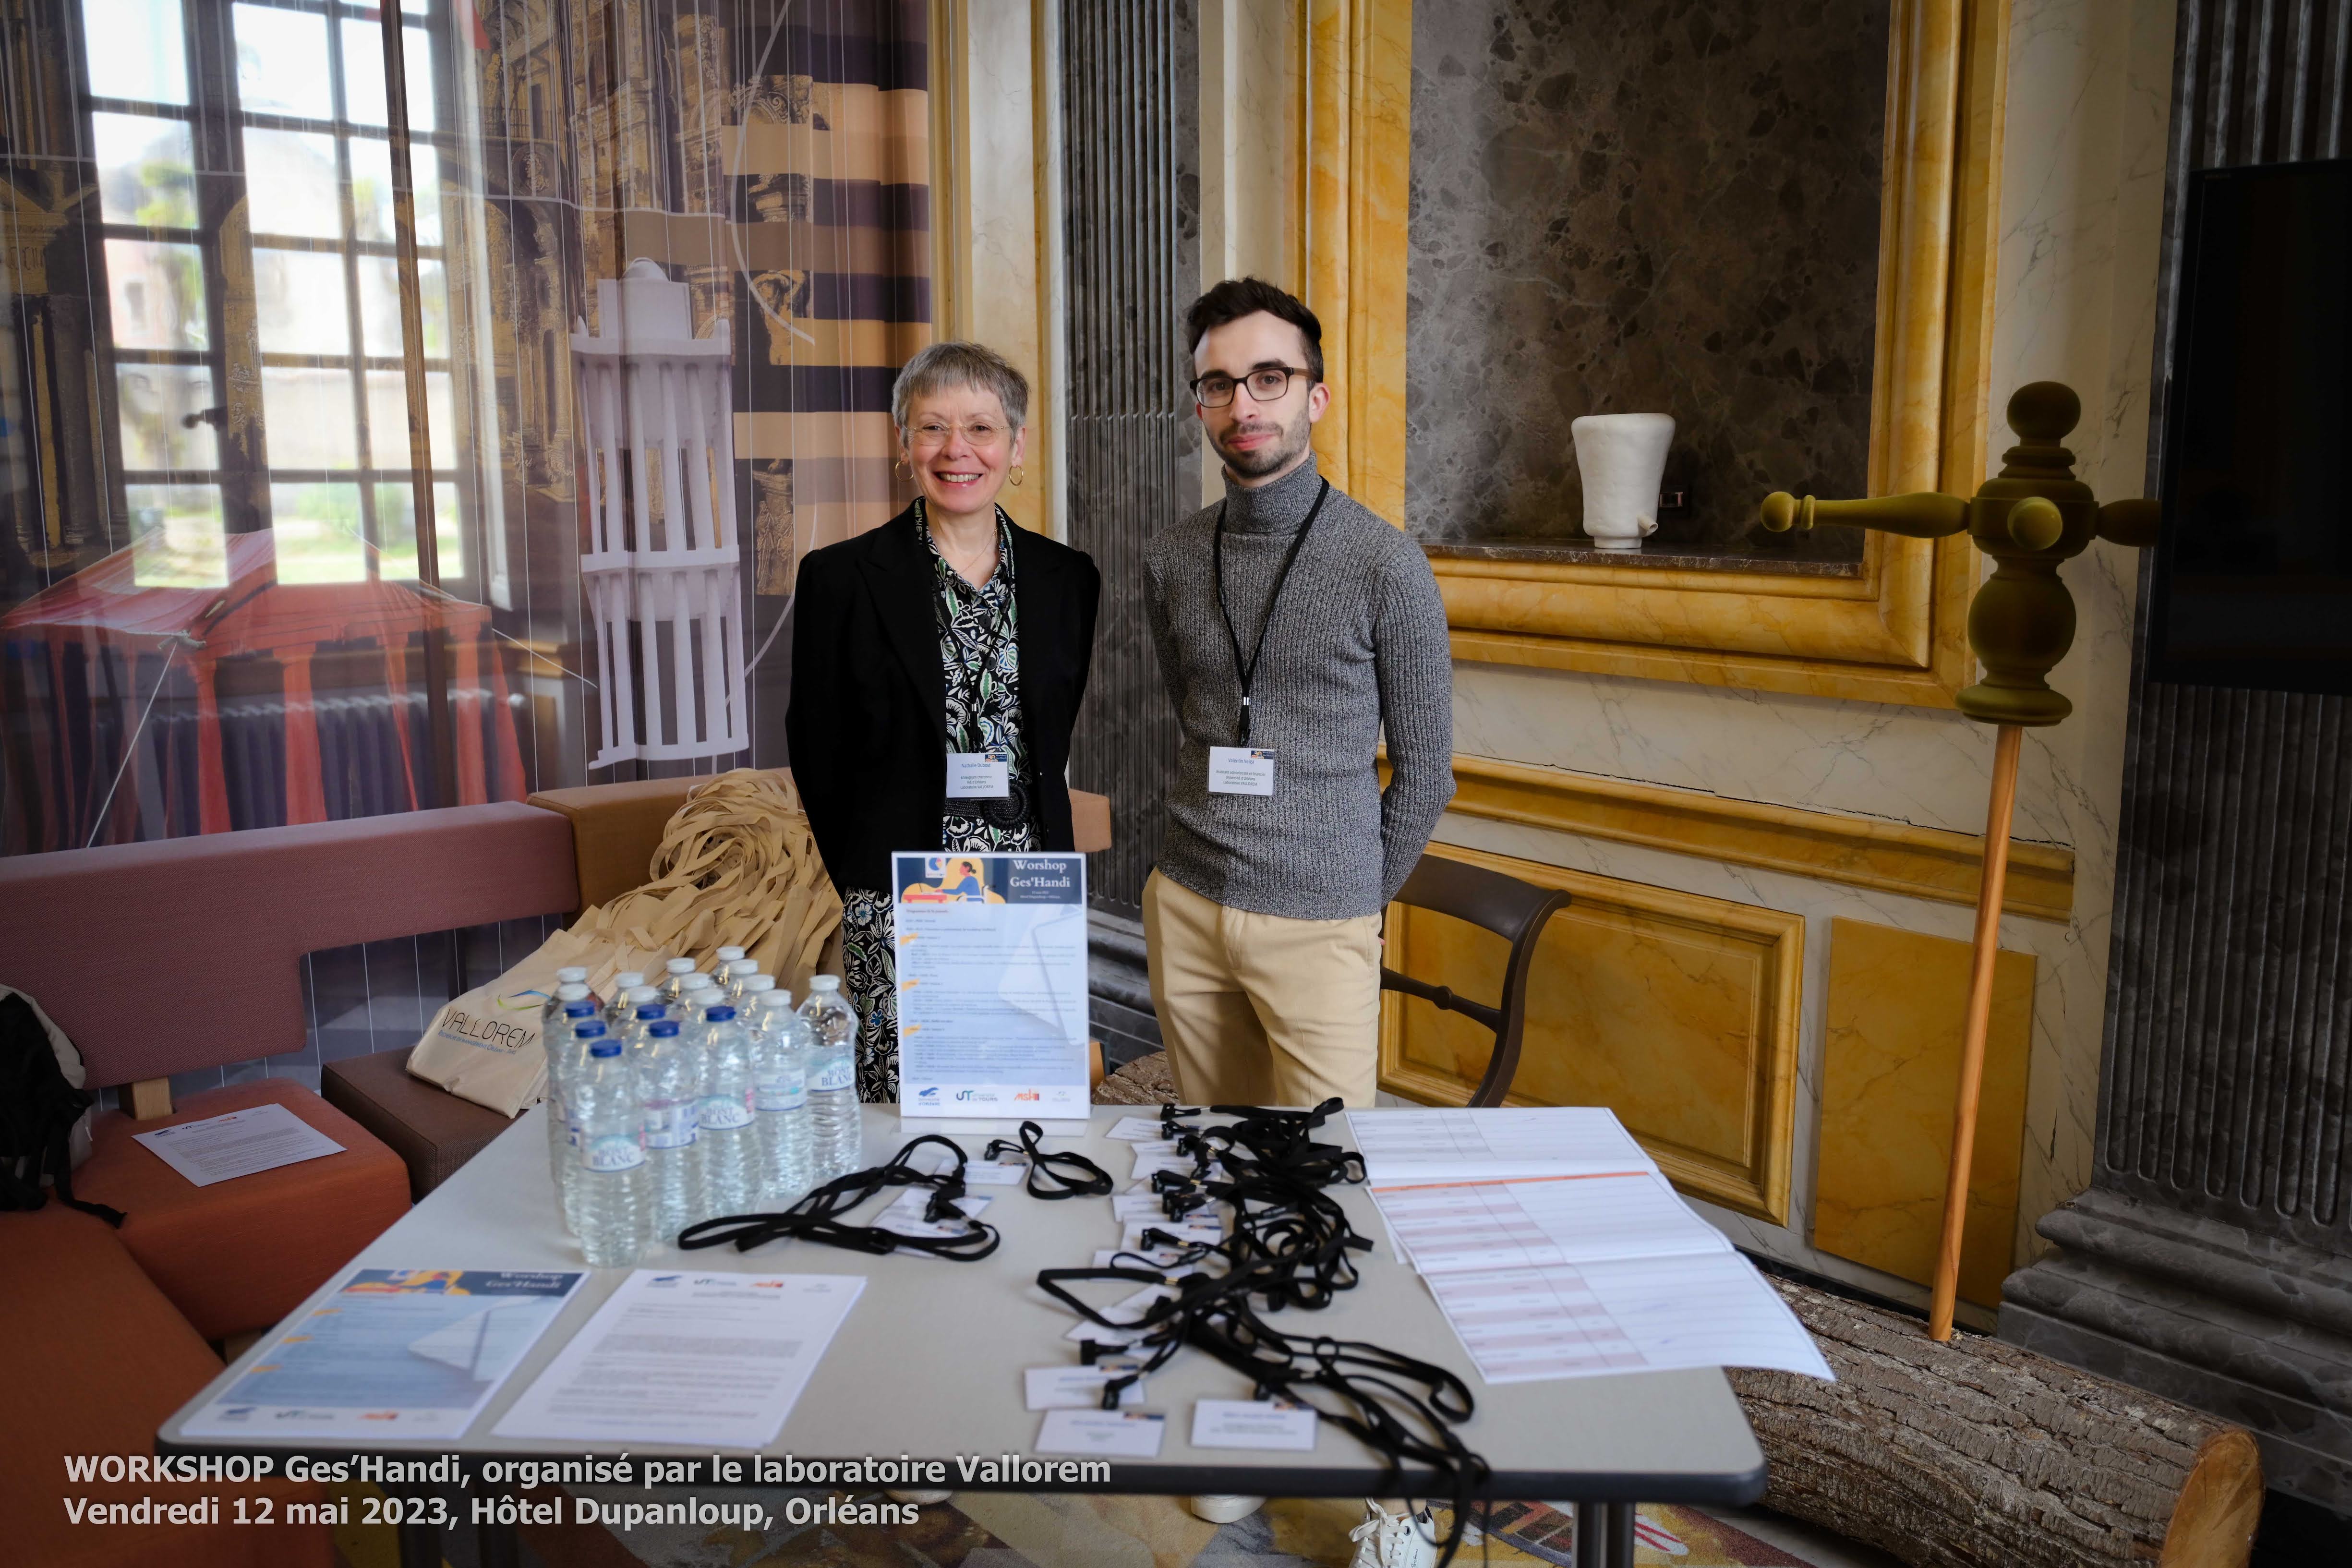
[1570,412,1674,550]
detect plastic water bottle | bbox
[694,1002,758,1223]
[620,992,666,1058]
[750,991,814,1204]
[722,957,761,1004]
[602,972,646,1030]
[636,1018,701,1242]
[542,977,593,1042]
[679,973,722,1024]
[798,975,862,1179]
[571,1034,650,1268]
[657,957,699,1005]
[738,974,777,1006]
[543,992,601,1233]
[710,944,747,976]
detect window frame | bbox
[72,0,469,589]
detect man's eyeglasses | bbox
[1191,366,1312,408]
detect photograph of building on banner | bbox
[893,852,1090,1118]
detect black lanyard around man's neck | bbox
[1211,477,1330,746]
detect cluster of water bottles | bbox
[540,947,864,1267]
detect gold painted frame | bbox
[1380,844,1807,1223]
[1304,0,1412,523]
[1387,0,2010,708]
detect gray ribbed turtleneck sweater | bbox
[1143,458,1454,920]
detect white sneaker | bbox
[1348,1502,1437,1568]
[1187,1494,1264,1523]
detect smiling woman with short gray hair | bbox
[786,341,1101,1102]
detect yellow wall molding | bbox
[1305,0,1411,525]
[1814,917,2034,1307]
[1434,0,2009,709]
[1437,750,2075,922]
[1381,844,1805,1223]
[927,0,1059,538]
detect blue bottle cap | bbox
[572,1021,608,1039]
[589,1039,622,1057]
[563,1001,598,1016]
[649,1020,681,1037]
[636,1004,667,1020]
[706,1005,736,1022]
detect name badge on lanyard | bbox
[947,750,1011,798]
[1207,747,1275,796]
[1210,477,1331,803]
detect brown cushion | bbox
[0,1206,331,1568]
[529,768,793,910]
[76,1079,412,1341]
[1071,788,1113,853]
[323,1046,519,1198]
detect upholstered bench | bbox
[74,1077,413,1341]
[323,1045,516,1198]
[0,1206,332,1568]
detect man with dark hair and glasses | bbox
[1140,276,1453,1111]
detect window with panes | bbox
[78,0,460,589]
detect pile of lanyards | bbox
[679,1099,1491,1566]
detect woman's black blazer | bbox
[785,505,1101,896]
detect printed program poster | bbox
[183,1268,582,1440]
[893,851,1090,1118]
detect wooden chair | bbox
[1380,855,1570,1106]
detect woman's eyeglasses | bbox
[908,419,1008,449]
[1191,366,1312,407]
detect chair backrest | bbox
[0,803,579,1087]
[1384,854,1569,1106]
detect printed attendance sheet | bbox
[1422,1253,1833,1383]
[183,1269,582,1440]
[1345,1106,1655,1182]
[1354,1107,1831,1386]
[495,1270,864,1448]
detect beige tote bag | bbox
[408,769,842,1115]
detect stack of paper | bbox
[1351,1108,1832,1386]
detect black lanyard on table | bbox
[1212,478,1330,746]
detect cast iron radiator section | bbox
[1059,0,1199,918]
[1998,0,2352,1512]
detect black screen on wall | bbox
[2149,158,2352,694]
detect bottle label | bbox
[812,1058,855,1092]
[698,1094,754,1131]
[754,1070,808,1113]
[644,1101,699,1149]
[580,1133,644,1173]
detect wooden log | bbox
[1731,1280,2263,1568]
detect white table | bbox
[160,1106,1766,1567]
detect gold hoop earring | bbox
[1009,465,1025,488]
[894,455,912,480]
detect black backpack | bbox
[0,989,124,1225]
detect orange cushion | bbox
[0,1205,330,1568]
[78,1078,411,1341]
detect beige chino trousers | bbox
[1141,869,1383,1109]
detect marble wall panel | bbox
[1404,0,1886,556]
[1435,0,2178,1294]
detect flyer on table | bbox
[893,851,1091,1118]
[183,1268,582,1440]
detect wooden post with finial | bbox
[1761,381,2161,1341]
